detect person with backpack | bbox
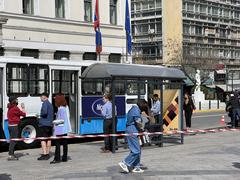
[118,99,149,173]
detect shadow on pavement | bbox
[232,162,240,169]
[0,174,12,180]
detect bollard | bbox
[209,100,211,110]
[199,101,201,110]
[217,100,219,109]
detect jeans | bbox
[54,134,68,161]
[232,108,240,127]
[8,126,19,156]
[124,125,141,168]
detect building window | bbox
[55,0,65,18]
[0,47,4,56]
[83,52,97,60]
[21,49,39,58]
[84,0,92,22]
[110,0,117,25]
[23,0,34,15]
[109,53,121,63]
[54,51,70,60]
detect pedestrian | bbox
[183,93,195,130]
[50,94,72,164]
[150,94,160,123]
[37,93,53,160]
[100,94,117,153]
[118,99,149,173]
[7,96,26,161]
[225,94,233,126]
[228,93,240,128]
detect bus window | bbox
[82,81,103,95]
[103,80,125,95]
[127,81,145,95]
[29,65,49,96]
[6,64,28,96]
[52,70,72,94]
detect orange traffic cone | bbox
[219,115,225,125]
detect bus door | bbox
[0,68,4,139]
[52,70,78,133]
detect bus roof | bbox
[82,63,186,80]
[0,56,98,67]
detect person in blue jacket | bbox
[38,93,53,160]
[119,99,149,173]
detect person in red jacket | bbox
[7,96,26,161]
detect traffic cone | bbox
[219,115,225,125]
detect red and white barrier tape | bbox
[0,127,239,142]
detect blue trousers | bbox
[124,125,141,168]
[232,108,240,127]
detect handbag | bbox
[53,119,64,125]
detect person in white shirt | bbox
[151,94,161,123]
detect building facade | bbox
[131,0,240,66]
[0,0,130,63]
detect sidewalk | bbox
[0,129,240,180]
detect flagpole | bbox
[98,0,101,61]
[126,32,128,63]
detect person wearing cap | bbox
[7,96,26,161]
[38,93,53,160]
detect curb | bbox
[194,109,225,113]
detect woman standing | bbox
[50,94,72,164]
[118,99,149,173]
[183,93,196,130]
[7,96,26,160]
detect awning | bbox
[82,63,186,80]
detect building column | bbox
[39,49,55,59]
[162,0,183,65]
[100,53,109,62]
[4,47,22,56]
[70,51,83,61]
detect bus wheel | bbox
[18,118,40,149]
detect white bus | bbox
[0,57,147,148]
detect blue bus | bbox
[0,57,147,148]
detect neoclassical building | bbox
[0,0,130,63]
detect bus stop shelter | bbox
[82,63,186,153]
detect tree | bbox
[164,38,218,83]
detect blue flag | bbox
[96,30,102,54]
[125,0,132,55]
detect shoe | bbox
[50,160,61,164]
[7,155,18,161]
[118,161,129,173]
[100,147,106,151]
[101,149,110,153]
[37,154,50,160]
[62,157,68,162]
[132,167,144,173]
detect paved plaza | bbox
[0,129,240,180]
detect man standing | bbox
[38,93,53,160]
[100,94,117,153]
[151,94,161,123]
